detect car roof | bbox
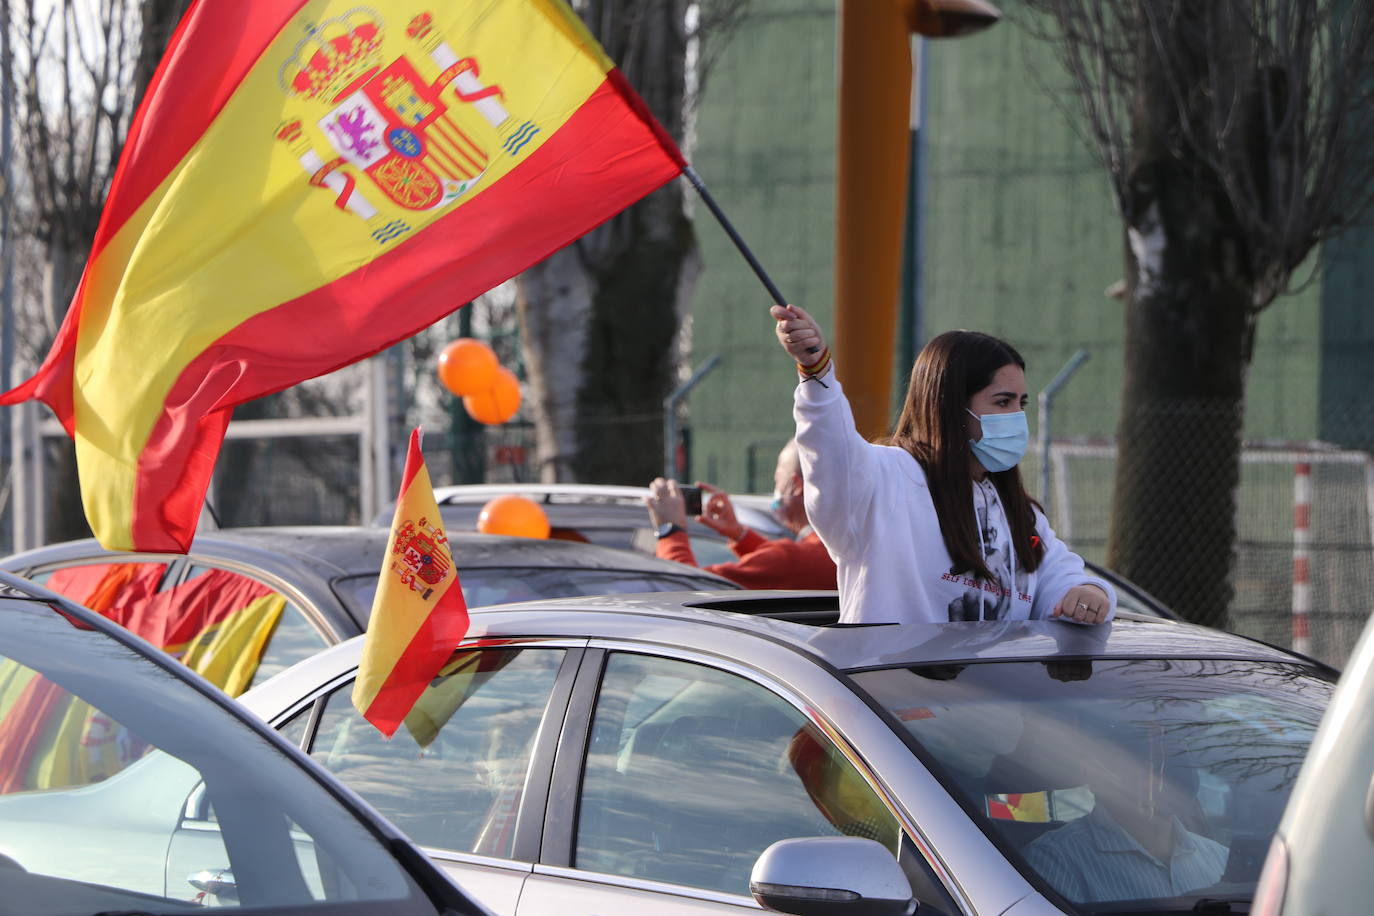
[429,483,778,515]
[397,483,787,540]
[431,483,652,504]
[2,526,737,585]
[458,589,1316,672]
[424,485,658,530]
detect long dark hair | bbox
[884,330,1043,581]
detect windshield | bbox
[335,566,732,614]
[851,658,1333,914]
[0,595,439,915]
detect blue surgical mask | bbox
[967,408,1028,473]
[770,492,784,514]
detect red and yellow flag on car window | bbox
[354,428,469,736]
[0,0,685,552]
[0,562,287,794]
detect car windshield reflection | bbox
[0,598,436,914]
[851,659,1334,911]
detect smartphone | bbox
[680,485,703,516]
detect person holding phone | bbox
[771,305,1114,625]
[643,440,837,590]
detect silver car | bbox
[409,483,792,565]
[1252,602,1374,915]
[239,592,1334,915]
[0,526,735,698]
[0,570,489,915]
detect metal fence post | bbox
[1037,349,1090,512]
[12,400,41,551]
[1291,461,1313,655]
[1,0,14,553]
[368,355,390,521]
[663,354,722,480]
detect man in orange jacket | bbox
[645,440,837,590]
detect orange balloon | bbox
[437,338,499,396]
[463,366,521,425]
[477,494,550,539]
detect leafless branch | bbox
[4,0,185,344]
[1021,0,1374,311]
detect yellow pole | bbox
[834,0,1000,439]
[834,0,913,440]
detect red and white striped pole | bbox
[1292,462,1312,655]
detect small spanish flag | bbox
[353,428,470,736]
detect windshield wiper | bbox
[1192,898,1249,914]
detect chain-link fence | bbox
[1038,440,1374,668]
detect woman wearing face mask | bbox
[770,304,1114,625]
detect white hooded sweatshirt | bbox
[793,373,1115,625]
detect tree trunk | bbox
[1107,158,1256,629]
[517,0,699,485]
[1104,3,1263,630]
[572,197,697,484]
[133,0,192,105]
[516,247,594,482]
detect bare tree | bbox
[517,0,749,484]
[1020,0,1374,626]
[4,0,191,540]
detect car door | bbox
[517,646,940,915]
[276,641,584,915]
[163,711,321,899]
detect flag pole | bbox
[682,165,820,356]
[682,165,786,306]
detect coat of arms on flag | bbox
[276,8,544,246]
[392,517,452,597]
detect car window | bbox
[33,560,170,615]
[333,567,732,614]
[683,536,735,567]
[575,653,902,896]
[307,647,564,859]
[182,565,331,691]
[1109,589,1159,618]
[32,560,328,697]
[0,600,434,913]
[852,659,1334,909]
[1090,568,1171,619]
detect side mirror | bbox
[187,868,238,904]
[750,836,916,916]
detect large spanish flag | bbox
[0,0,685,552]
[353,428,469,737]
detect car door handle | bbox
[187,867,238,904]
